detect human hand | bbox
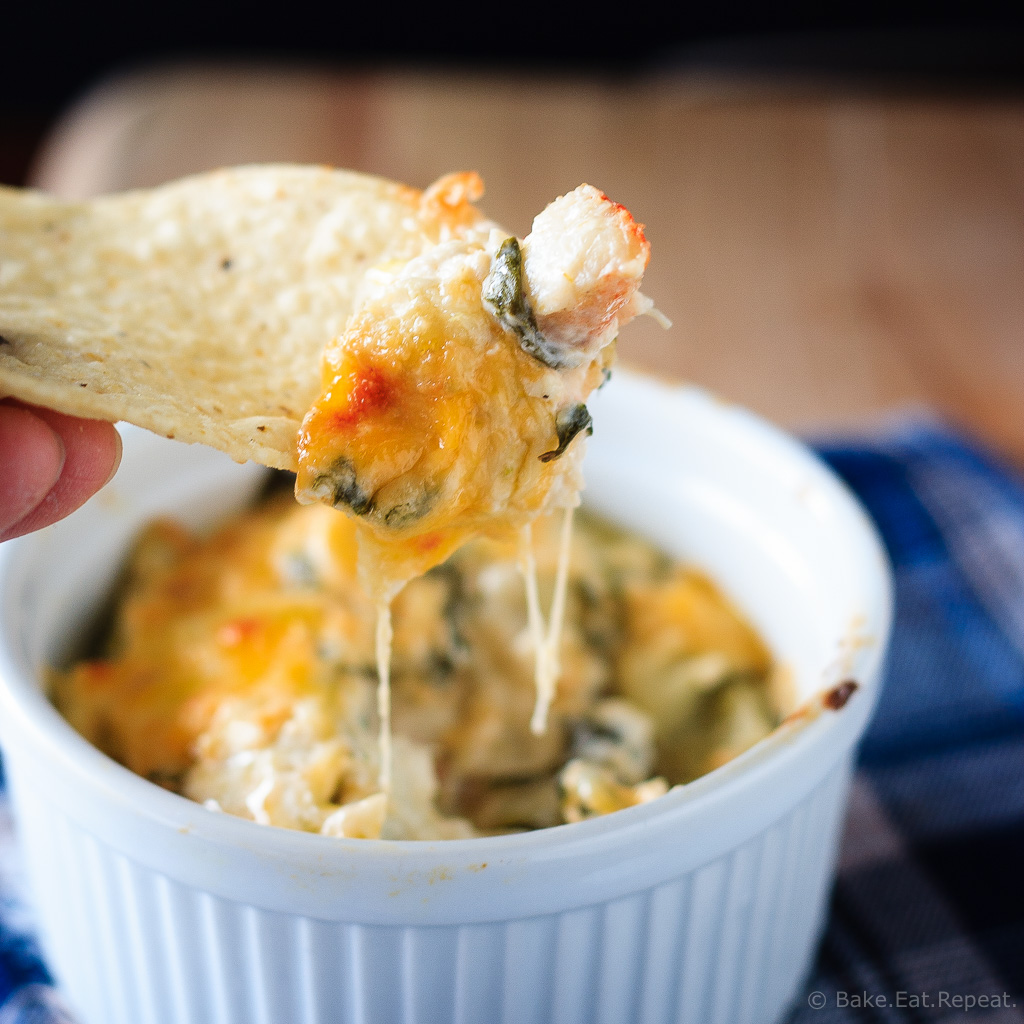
[0,401,121,542]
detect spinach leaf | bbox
[482,237,573,370]
[540,403,593,463]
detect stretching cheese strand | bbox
[375,601,395,794]
[519,524,549,719]
[544,505,577,712]
[519,507,577,736]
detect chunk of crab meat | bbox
[521,184,652,355]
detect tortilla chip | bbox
[0,165,459,469]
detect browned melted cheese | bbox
[54,502,781,839]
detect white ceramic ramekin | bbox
[0,371,892,1024]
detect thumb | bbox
[0,403,65,535]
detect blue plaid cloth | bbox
[792,419,1024,1023]
[2,418,1023,1022]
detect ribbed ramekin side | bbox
[739,755,851,1024]
[7,756,852,1024]
[14,782,100,1021]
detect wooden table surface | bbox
[29,65,1024,460]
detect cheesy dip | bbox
[54,483,782,840]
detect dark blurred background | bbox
[2,1,1022,186]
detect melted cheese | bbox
[375,600,395,794]
[294,179,654,786]
[54,501,781,838]
[531,505,576,735]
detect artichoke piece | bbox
[559,759,667,823]
[570,698,656,785]
[469,777,563,832]
[657,675,779,784]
